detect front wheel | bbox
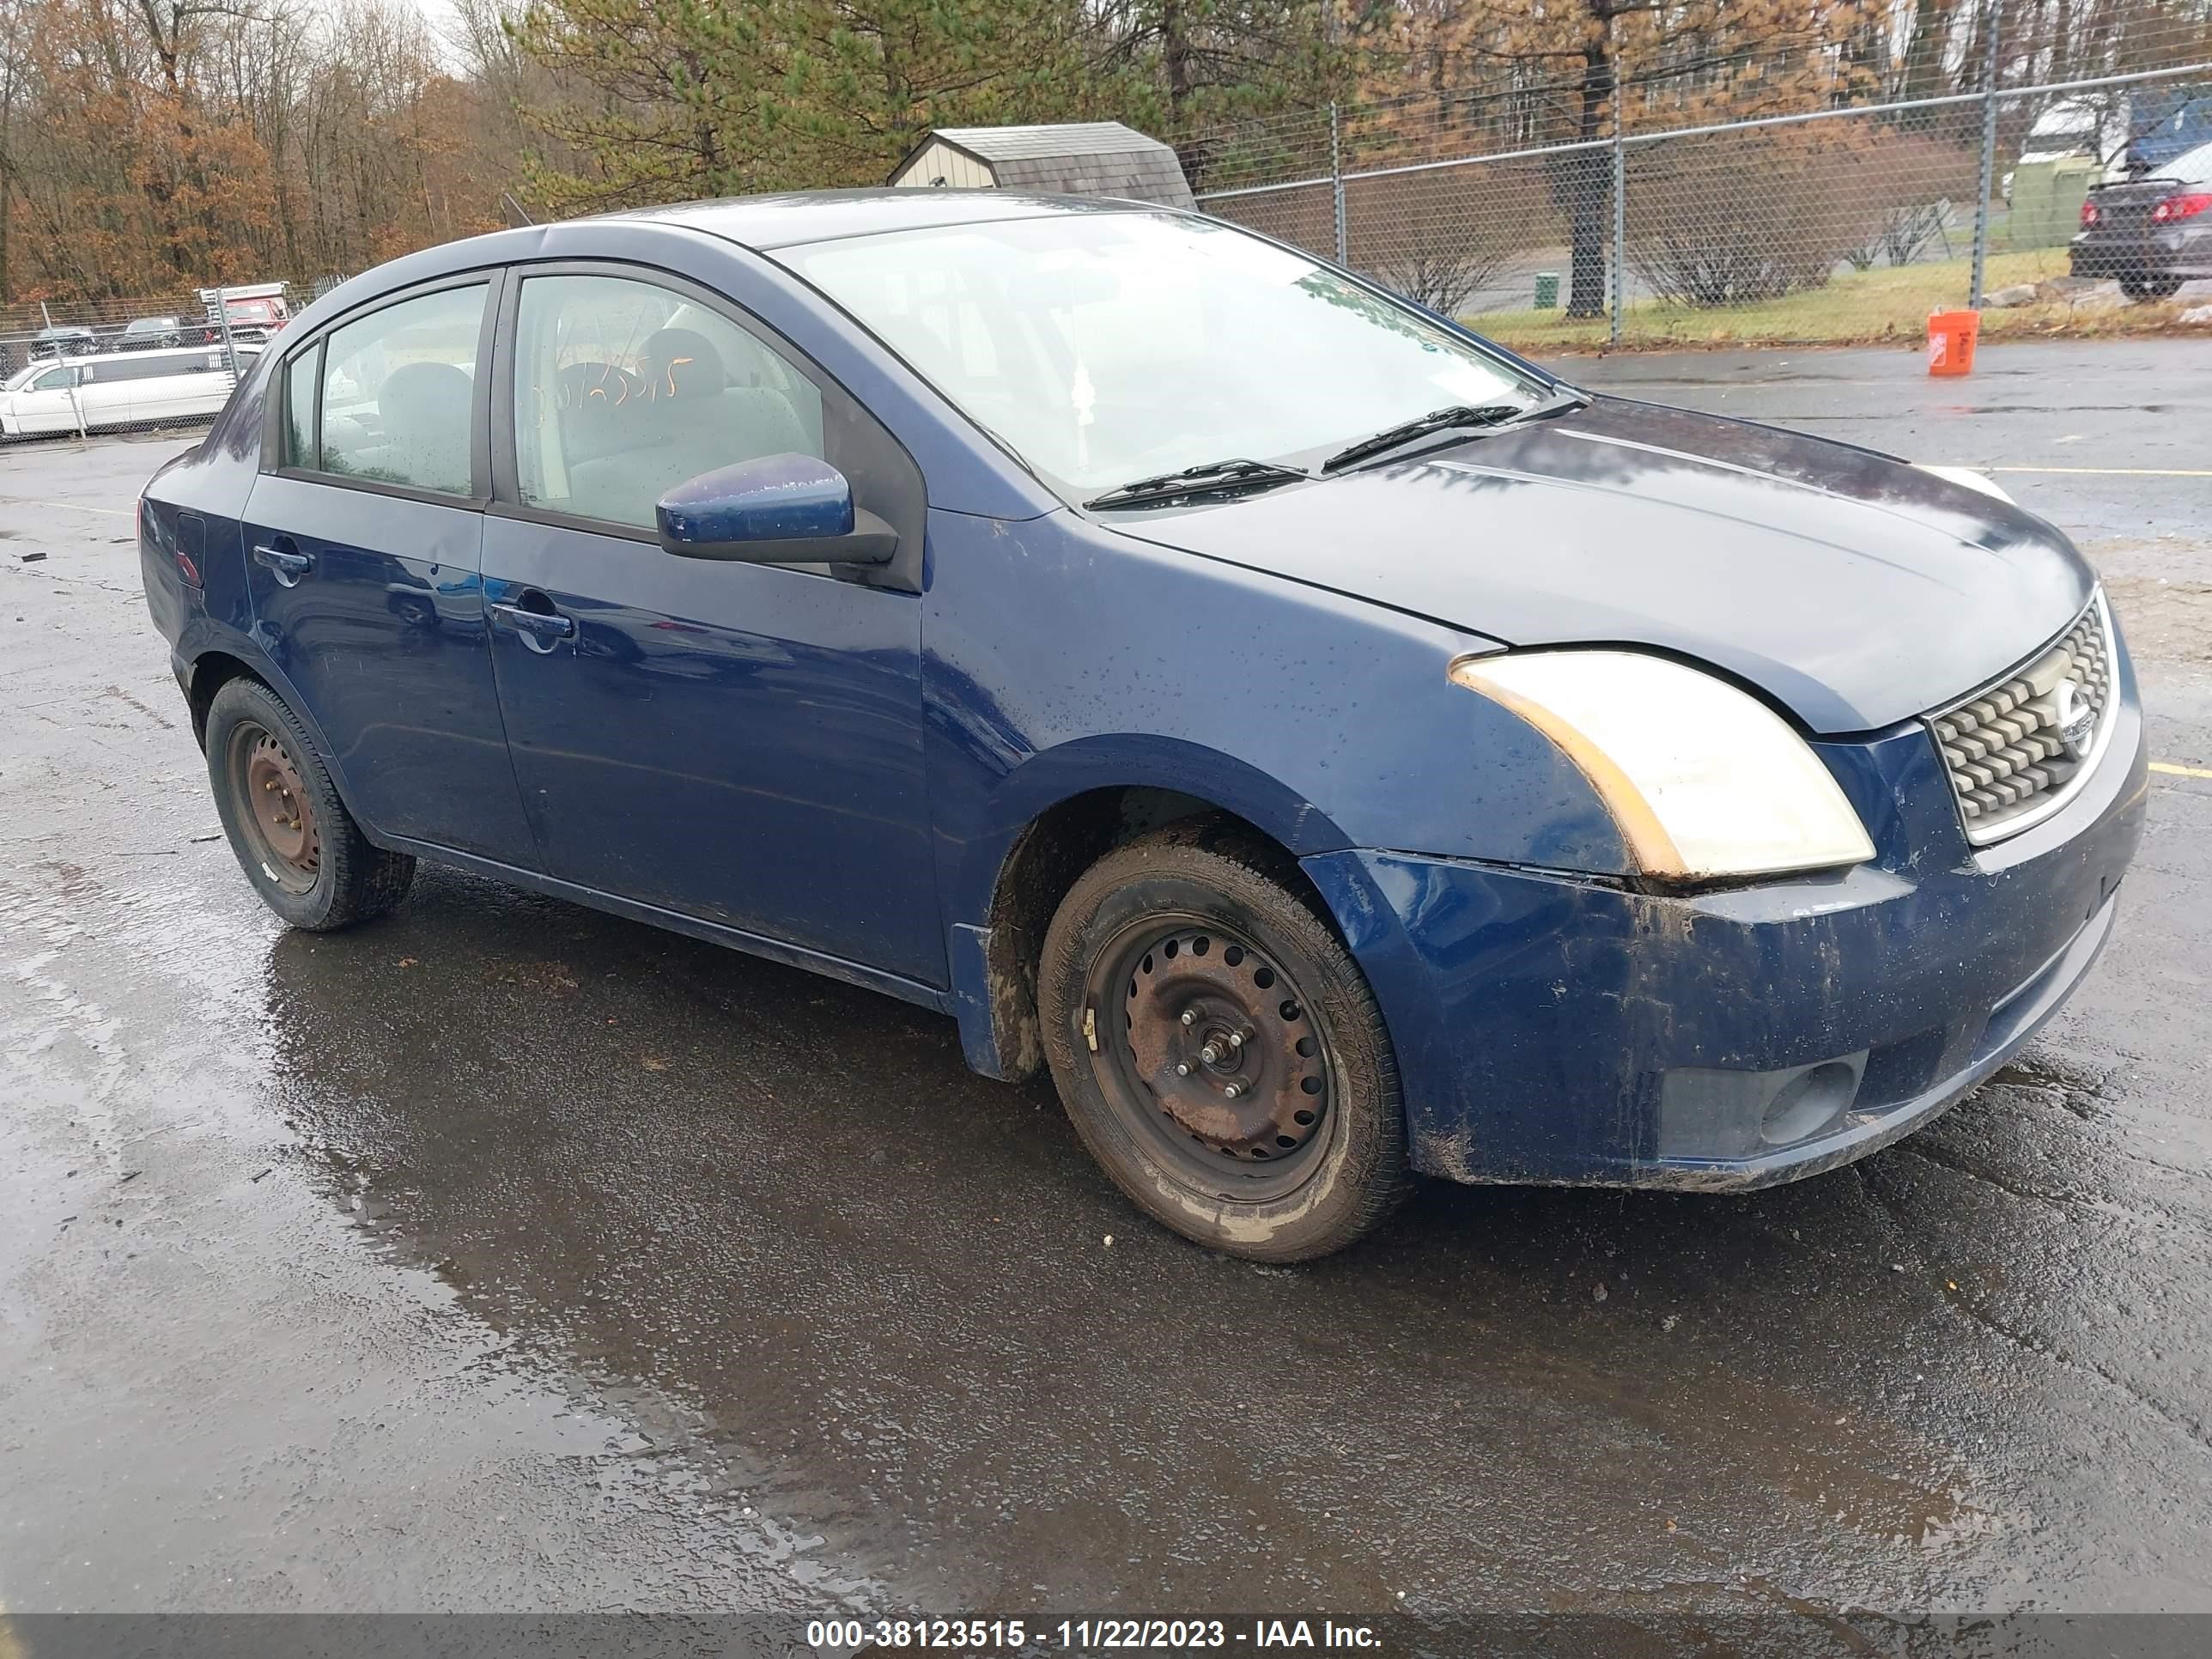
[1039,822,1409,1262]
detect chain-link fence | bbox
[1194,58,2212,349]
[0,284,297,444]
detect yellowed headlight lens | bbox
[1450,650,1876,880]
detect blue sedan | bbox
[137,191,2147,1261]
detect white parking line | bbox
[0,495,133,517]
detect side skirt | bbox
[375,836,957,1018]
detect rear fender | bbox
[173,622,369,830]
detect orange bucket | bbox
[1927,308,1980,377]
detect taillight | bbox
[2081,198,2100,227]
[2152,191,2212,223]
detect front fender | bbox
[923,507,1640,1082]
[926,507,1635,938]
[946,733,1355,934]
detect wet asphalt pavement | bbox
[3,340,2210,1632]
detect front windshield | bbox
[777,211,1541,499]
[2,362,44,391]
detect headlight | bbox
[1449,650,1876,880]
[1916,464,2014,504]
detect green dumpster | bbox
[2008,156,2101,250]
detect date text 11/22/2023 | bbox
[805,1618,1386,1650]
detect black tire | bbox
[2120,272,2182,301]
[1039,819,1410,1262]
[204,676,415,930]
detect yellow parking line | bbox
[2151,761,2212,781]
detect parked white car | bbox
[0,344,255,438]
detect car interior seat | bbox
[551,359,645,469]
[368,361,474,494]
[566,328,813,528]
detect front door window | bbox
[511,272,825,529]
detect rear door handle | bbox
[489,600,577,645]
[252,542,312,585]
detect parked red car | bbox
[216,293,290,342]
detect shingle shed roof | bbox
[891,122,1195,209]
[931,122,1164,161]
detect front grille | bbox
[1931,593,2113,845]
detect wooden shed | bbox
[887,122,1194,209]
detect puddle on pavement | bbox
[235,860,2056,1607]
[13,836,2210,1609]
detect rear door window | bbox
[315,284,487,497]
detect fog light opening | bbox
[1759,1061,1858,1146]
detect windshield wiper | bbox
[1083,459,1310,511]
[1321,390,1589,475]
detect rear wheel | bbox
[2120,272,2183,301]
[1039,822,1409,1261]
[204,677,415,930]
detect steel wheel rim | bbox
[1084,913,1336,1201]
[229,721,320,894]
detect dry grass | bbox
[1469,248,2203,353]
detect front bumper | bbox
[1304,673,2148,1191]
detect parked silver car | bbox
[2073,137,2212,299]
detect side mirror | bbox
[655,453,897,566]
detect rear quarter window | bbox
[284,349,319,468]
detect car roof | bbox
[591,187,1172,251]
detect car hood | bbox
[1107,397,2094,733]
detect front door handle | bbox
[252,542,313,586]
[489,600,577,647]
